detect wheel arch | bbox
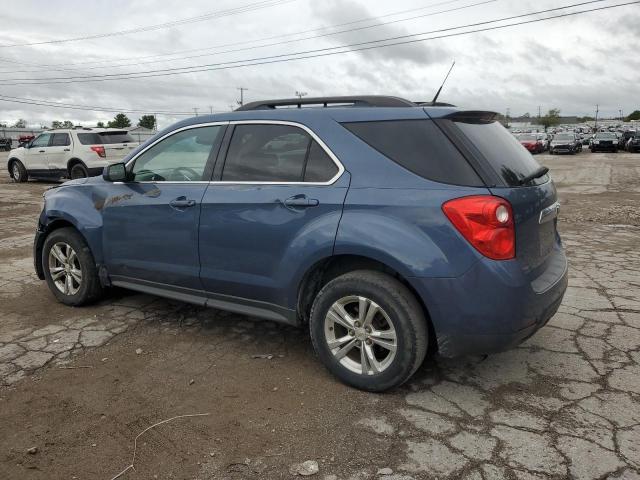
[67,158,87,176]
[7,157,22,177]
[296,254,438,354]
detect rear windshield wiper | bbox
[519,166,549,185]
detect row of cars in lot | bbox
[515,129,640,154]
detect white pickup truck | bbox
[7,128,140,182]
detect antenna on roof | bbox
[431,60,455,104]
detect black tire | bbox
[70,163,89,179]
[42,227,104,306]
[309,270,428,392]
[10,159,28,183]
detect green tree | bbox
[96,121,105,128]
[626,110,640,121]
[137,115,156,130]
[12,119,27,128]
[538,108,561,131]
[107,113,132,128]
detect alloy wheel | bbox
[48,242,82,295]
[324,296,397,375]
[12,163,20,181]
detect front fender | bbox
[42,184,105,264]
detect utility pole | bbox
[620,109,624,122]
[506,107,510,128]
[153,113,157,132]
[594,104,599,130]
[295,91,307,99]
[209,106,214,114]
[237,87,248,106]
[538,105,541,119]
[193,107,199,117]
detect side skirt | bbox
[110,276,298,326]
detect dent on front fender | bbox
[43,185,106,264]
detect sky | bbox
[0,0,638,128]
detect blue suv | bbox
[33,96,567,391]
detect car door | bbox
[25,133,52,174]
[198,121,349,317]
[101,123,226,295]
[47,133,71,173]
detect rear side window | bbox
[450,119,546,187]
[77,131,134,145]
[51,133,70,147]
[342,120,483,186]
[222,124,339,183]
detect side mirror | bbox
[103,162,128,182]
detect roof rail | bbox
[416,101,457,107]
[236,95,416,111]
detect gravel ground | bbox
[0,150,639,480]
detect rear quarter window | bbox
[342,119,483,187]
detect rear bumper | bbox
[411,246,568,357]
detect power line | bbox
[0,94,195,115]
[0,0,632,86]
[0,0,487,73]
[0,0,298,48]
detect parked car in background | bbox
[32,95,567,392]
[581,133,594,146]
[7,128,139,182]
[536,133,550,151]
[619,130,636,150]
[627,133,640,153]
[518,133,545,154]
[549,132,582,154]
[590,132,619,153]
[18,134,35,147]
[0,137,11,151]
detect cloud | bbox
[0,0,636,127]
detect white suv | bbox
[7,128,140,182]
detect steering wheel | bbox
[173,166,200,181]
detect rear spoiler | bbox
[444,111,499,123]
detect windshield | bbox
[554,134,574,141]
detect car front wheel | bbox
[10,160,28,183]
[309,270,428,392]
[42,227,104,306]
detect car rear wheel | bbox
[10,160,28,183]
[309,270,428,392]
[42,227,104,306]
[70,163,89,179]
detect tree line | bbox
[0,113,156,130]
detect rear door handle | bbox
[283,195,319,208]
[169,197,196,209]
[38,150,45,153]
[63,148,71,151]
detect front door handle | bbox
[64,148,71,151]
[169,197,196,209]
[283,195,319,208]
[38,150,45,153]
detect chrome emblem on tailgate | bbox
[539,202,560,224]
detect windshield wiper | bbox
[519,166,549,185]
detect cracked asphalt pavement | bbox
[0,151,639,479]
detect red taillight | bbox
[442,195,515,260]
[90,145,106,158]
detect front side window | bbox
[131,126,223,182]
[31,134,51,148]
[51,133,70,147]
[222,124,339,183]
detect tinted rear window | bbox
[452,119,546,187]
[77,131,134,145]
[342,119,483,186]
